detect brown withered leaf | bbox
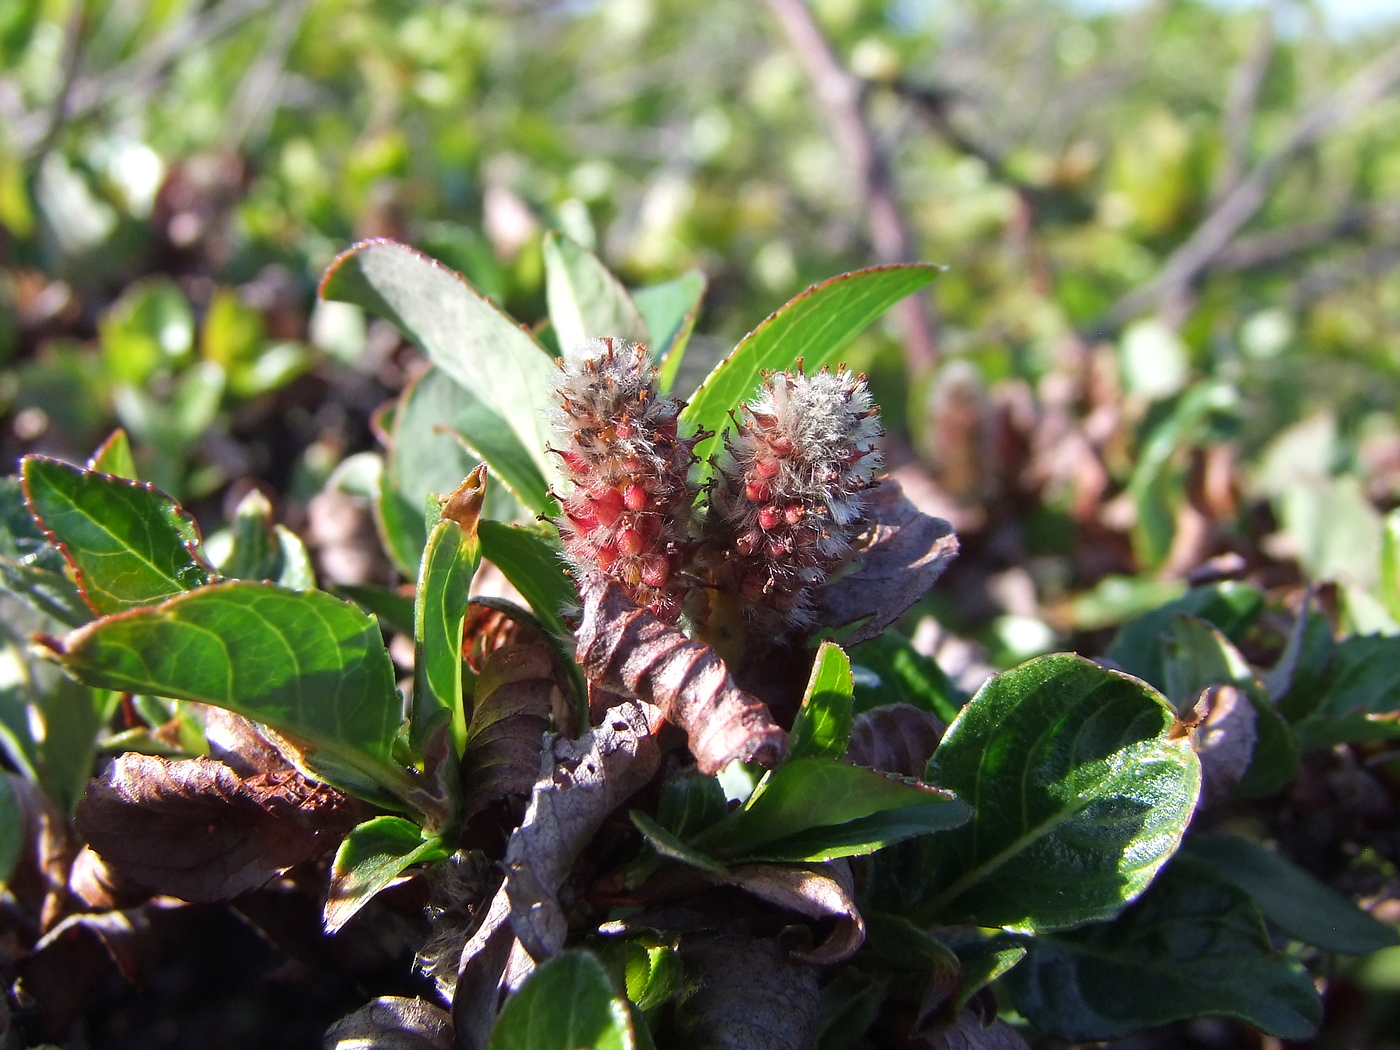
[846,704,947,778]
[453,882,536,1050]
[670,933,820,1050]
[815,478,959,646]
[324,996,455,1050]
[460,644,556,821]
[203,707,294,777]
[576,574,786,775]
[75,754,355,901]
[710,861,864,965]
[504,699,662,960]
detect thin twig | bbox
[1107,37,1400,327]
[760,0,937,373]
[28,0,88,162]
[1212,201,1400,272]
[1212,0,1278,206]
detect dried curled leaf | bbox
[460,644,557,821]
[505,699,662,960]
[576,574,785,774]
[75,754,354,901]
[324,997,455,1050]
[670,933,820,1050]
[846,704,947,778]
[815,479,958,646]
[920,1009,1031,1050]
[711,861,864,965]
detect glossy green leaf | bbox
[0,774,22,890]
[617,942,683,1014]
[487,950,635,1050]
[789,642,854,760]
[21,456,213,614]
[37,581,411,801]
[87,429,137,480]
[324,816,448,932]
[1293,634,1400,750]
[691,756,968,863]
[1187,832,1399,953]
[849,630,964,721]
[320,240,557,483]
[544,231,646,353]
[920,654,1200,932]
[634,270,706,392]
[680,264,939,469]
[414,501,482,756]
[218,489,282,582]
[951,939,1027,1015]
[1004,858,1321,1040]
[656,771,728,840]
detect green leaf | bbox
[1106,581,1264,693]
[99,278,194,385]
[950,939,1027,1015]
[1381,508,1400,622]
[920,653,1200,932]
[218,489,283,582]
[0,638,39,781]
[0,774,22,890]
[616,942,683,1014]
[487,950,635,1050]
[37,581,411,802]
[0,476,89,626]
[789,642,854,760]
[849,630,965,722]
[630,810,727,873]
[656,771,728,840]
[1004,858,1321,1041]
[379,366,532,574]
[320,240,557,483]
[691,756,968,863]
[324,816,448,932]
[1186,832,1399,954]
[477,522,573,640]
[333,583,417,637]
[39,676,116,815]
[634,271,706,392]
[87,429,137,480]
[544,231,647,354]
[1161,615,1296,798]
[443,390,552,515]
[680,265,939,470]
[21,456,213,615]
[1293,635,1400,749]
[414,474,484,757]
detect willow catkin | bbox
[549,337,705,622]
[707,366,883,634]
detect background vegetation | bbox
[4,0,1400,1046]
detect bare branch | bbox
[1108,37,1400,326]
[1212,201,1400,272]
[1212,1,1278,205]
[760,0,937,372]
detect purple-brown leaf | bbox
[75,754,355,901]
[709,860,864,965]
[575,574,786,774]
[846,704,947,778]
[460,644,556,821]
[815,478,958,646]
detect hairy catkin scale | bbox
[550,337,704,622]
[708,366,883,634]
